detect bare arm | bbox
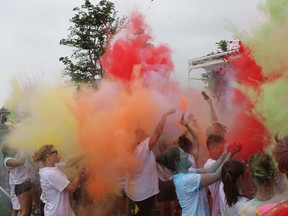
[195,150,230,174]
[202,91,218,123]
[149,109,176,150]
[207,98,218,124]
[65,166,85,192]
[62,155,84,170]
[197,144,242,187]
[199,172,221,187]
[5,158,25,167]
[65,175,81,193]
[180,113,200,159]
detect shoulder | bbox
[39,167,58,175]
[240,199,257,215]
[174,172,200,182]
[135,137,150,152]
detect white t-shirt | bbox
[204,158,221,216]
[39,167,74,216]
[3,157,21,210]
[173,172,210,216]
[125,137,159,201]
[220,190,249,216]
[188,154,197,173]
[240,194,285,216]
[4,156,31,185]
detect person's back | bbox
[240,193,284,216]
[240,153,284,216]
[220,160,249,216]
[173,172,209,216]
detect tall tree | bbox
[60,0,126,85]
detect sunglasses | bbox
[49,150,58,155]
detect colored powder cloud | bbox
[225,0,288,159]
[4,76,80,159]
[242,0,288,76]
[3,11,232,203]
[101,13,174,82]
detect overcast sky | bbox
[0,0,262,107]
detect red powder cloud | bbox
[101,13,174,82]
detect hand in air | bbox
[227,143,242,156]
[164,108,176,116]
[187,113,199,128]
[180,113,188,126]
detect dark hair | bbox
[206,134,224,148]
[249,153,276,185]
[156,146,180,172]
[273,135,288,172]
[178,135,192,153]
[221,160,245,206]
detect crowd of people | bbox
[1,93,288,216]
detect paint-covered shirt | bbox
[173,172,210,216]
[240,194,285,216]
[125,137,159,201]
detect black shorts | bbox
[156,179,177,202]
[128,195,156,216]
[15,180,32,196]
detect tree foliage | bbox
[216,40,228,52]
[201,39,229,96]
[59,0,126,85]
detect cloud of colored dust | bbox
[4,77,79,159]
[225,0,288,159]
[3,12,222,205]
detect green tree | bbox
[60,0,126,85]
[216,40,228,52]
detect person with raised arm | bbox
[2,143,33,216]
[125,109,176,216]
[202,91,227,138]
[156,142,241,216]
[179,113,200,169]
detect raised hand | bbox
[180,113,188,126]
[227,143,242,156]
[164,108,176,116]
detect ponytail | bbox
[221,160,245,206]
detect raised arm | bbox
[202,91,218,123]
[180,113,199,159]
[5,158,25,167]
[196,144,241,187]
[62,155,84,170]
[149,109,176,150]
[180,113,199,141]
[65,165,85,192]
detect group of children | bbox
[1,93,288,216]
